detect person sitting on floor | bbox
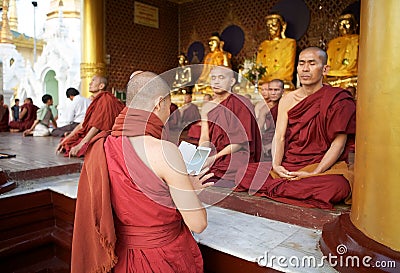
[23,94,57,137]
[200,66,261,187]
[179,93,201,130]
[235,47,356,210]
[11,98,20,122]
[51,88,91,137]
[0,95,10,132]
[56,75,124,157]
[71,71,213,273]
[9,98,39,132]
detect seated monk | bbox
[254,79,284,161]
[326,13,359,87]
[196,33,231,92]
[256,13,297,89]
[0,95,10,132]
[179,93,201,130]
[9,98,39,132]
[56,75,124,157]
[200,66,261,188]
[71,71,213,273]
[236,47,356,210]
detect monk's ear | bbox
[230,77,236,88]
[154,96,163,111]
[98,82,105,91]
[322,65,330,76]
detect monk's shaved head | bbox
[126,71,171,111]
[300,46,328,65]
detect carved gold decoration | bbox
[80,62,107,80]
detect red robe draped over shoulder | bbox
[9,103,39,131]
[62,91,124,156]
[235,85,356,209]
[71,108,203,273]
[208,94,261,183]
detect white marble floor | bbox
[0,173,79,199]
[194,206,338,273]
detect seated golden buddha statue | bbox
[326,13,359,87]
[256,13,296,90]
[196,33,232,93]
[172,53,192,93]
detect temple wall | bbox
[105,0,358,90]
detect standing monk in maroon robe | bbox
[0,95,10,132]
[236,47,356,209]
[9,98,39,132]
[56,75,124,157]
[200,66,261,187]
[71,71,213,273]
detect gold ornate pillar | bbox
[80,0,106,98]
[351,0,400,251]
[0,0,13,44]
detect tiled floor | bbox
[0,132,83,174]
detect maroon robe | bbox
[9,103,39,131]
[0,105,9,132]
[181,103,201,129]
[167,103,181,130]
[62,91,124,157]
[261,104,278,161]
[208,94,261,183]
[235,85,356,209]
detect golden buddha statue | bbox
[256,13,296,89]
[326,13,359,87]
[195,34,232,92]
[172,53,192,92]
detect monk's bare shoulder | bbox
[279,88,304,112]
[201,101,218,117]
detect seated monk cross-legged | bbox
[56,75,124,157]
[71,71,214,273]
[235,47,356,209]
[200,66,261,188]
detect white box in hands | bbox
[178,141,211,175]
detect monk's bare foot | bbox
[10,129,21,133]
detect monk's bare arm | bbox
[199,102,214,146]
[155,140,213,233]
[68,127,99,157]
[216,143,244,159]
[272,94,294,178]
[256,104,268,130]
[313,134,347,174]
[56,123,83,153]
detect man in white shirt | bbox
[51,88,91,137]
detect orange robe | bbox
[62,91,124,157]
[9,103,39,131]
[71,108,203,273]
[208,94,261,185]
[235,85,356,209]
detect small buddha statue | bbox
[256,13,296,89]
[172,53,192,92]
[326,14,359,87]
[196,33,232,92]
